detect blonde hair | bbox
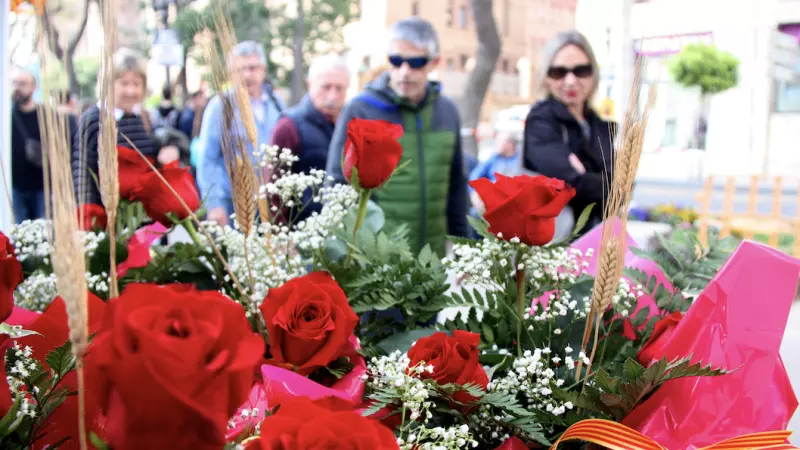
[97,47,148,97]
[535,31,600,101]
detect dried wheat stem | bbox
[231,155,258,294]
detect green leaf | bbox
[0,323,41,338]
[45,339,76,379]
[375,329,438,354]
[571,203,596,237]
[89,432,111,450]
[322,357,356,380]
[481,323,495,345]
[467,215,492,240]
[622,357,646,382]
[593,369,621,393]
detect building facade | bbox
[349,0,576,121]
[578,0,800,178]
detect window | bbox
[411,1,419,16]
[446,0,454,26]
[458,5,467,29]
[460,54,469,70]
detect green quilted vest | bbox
[374,104,456,257]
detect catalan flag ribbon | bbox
[550,419,796,450]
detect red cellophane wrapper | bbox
[623,241,800,449]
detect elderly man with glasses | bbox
[197,41,285,226]
[326,17,469,257]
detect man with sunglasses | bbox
[326,17,469,257]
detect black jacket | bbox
[523,97,616,221]
[72,105,158,206]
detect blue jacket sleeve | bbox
[325,101,358,186]
[447,120,469,238]
[196,96,231,212]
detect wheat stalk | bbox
[38,54,89,450]
[98,0,120,298]
[574,60,657,384]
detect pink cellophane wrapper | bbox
[117,223,167,277]
[623,240,800,449]
[226,335,367,440]
[532,222,669,318]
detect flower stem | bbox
[345,189,370,265]
[183,219,202,245]
[515,248,526,357]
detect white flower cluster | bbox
[203,222,308,304]
[443,238,515,288]
[9,219,51,263]
[612,279,644,318]
[366,351,432,422]
[366,352,479,450]
[4,342,40,419]
[399,424,479,450]
[289,183,358,253]
[80,230,108,258]
[487,348,576,420]
[261,169,326,206]
[14,272,58,312]
[521,246,590,292]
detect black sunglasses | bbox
[388,55,430,69]
[547,64,593,80]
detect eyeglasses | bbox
[546,64,593,80]
[388,55,430,69]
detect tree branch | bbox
[41,3,65,60]
[66,0,92,54]
[461,0,501,128]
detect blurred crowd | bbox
[9,16,615,252]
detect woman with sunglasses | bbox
[523,31,615,237]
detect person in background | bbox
[54,90,79,116]
[326,17,469,257]
[270,53,351,223]
[10,67,47,222]
[178,90,207,140]
[73,48,179,208]
[198,40,285,226]
[523,30,615,237]
[467,132,521,239]
[151,85,182,131]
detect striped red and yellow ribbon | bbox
[551,419,797,450]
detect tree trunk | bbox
[41,0,92,96]
[177,51,189,105]
[289,0,305,106]
[460,0,502,158]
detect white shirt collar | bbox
[96,101,142,121]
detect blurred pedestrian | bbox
[151,85,182,131]
[54,90,79,116]
[270,53,351,223]
[326,16,469,256]
[523,30,616,238]
[178,90,207,140]
[197,40,285,226]
[73,48,179,208]
[467,132,521,239]
[10,67,45,223]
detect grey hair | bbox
[388,17,440,58]
[308,53,351,81]
[232,40,267,65]
[535,31,599,100]
[113,47,147,85]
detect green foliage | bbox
[1,338,83,448]
[669,43,740,96]
[173,0,357,89]
[555,357,728,420]
[626,227,736,299]
[121,241,231,293]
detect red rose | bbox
[135,162,200,226]
[7,293,108,450]
[118,145,154,200]
[636,311,683,366]
[260,272,358,376]
[407,330,488,405]
[1,231,23,322]
[91,283,264,450]
[470,174,576,246]
[77,204,108,231]
[243,396,398,450]
[343,118,404,189]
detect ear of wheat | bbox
[38,46,90,450]
[575,60,657,384]
[98,0,120,298]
